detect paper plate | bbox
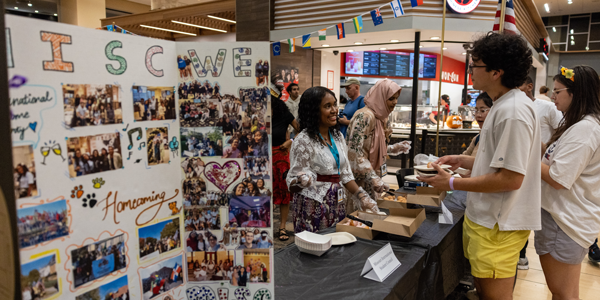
[414,164,452,172]
[404,175,421,182]
[324,232,357,246]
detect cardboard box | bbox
[371,208,426,238]
[336,208,426,239]
[402,187,446,207]
[377,199,407,210]
[336,211,379,240]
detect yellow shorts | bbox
[463,216,530,279]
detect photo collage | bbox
[178,53,274,287]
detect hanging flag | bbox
[302,34,312,48]
[288,38,296,53]
[122,29,128,34]
[370,8,384,26]
[390,0,405,17]
[273,42,281,56]
[318,29,327,40]
[336,23,346,40]
[410,0,424,7]
[107,25,115,32]
[353,16,364,33]
[493,0,519,34]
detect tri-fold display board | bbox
[7,15,274,300]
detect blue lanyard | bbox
[319,131,340,174]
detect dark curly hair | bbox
[298,86,341,143]
[471,32,532,89]
[548,65,600,145]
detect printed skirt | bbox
[291,183,346,233]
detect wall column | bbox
[59,0,106,29]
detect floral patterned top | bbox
[346,107,392,181]
[286,130,354,203]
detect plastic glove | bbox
[371,176,389,193]
[388,140,412,156]
[353,187,380,213]
[289,172,312,189]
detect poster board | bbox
[6,15,273,300]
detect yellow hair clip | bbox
[561,67,575,82]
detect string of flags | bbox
[273,0,422,56]
[100,24,140,36]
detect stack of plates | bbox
[414,164,452,177]
[295,231,333,256]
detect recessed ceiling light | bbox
[390,39,399,42]
[28,3,33,7]
[54,13,58,16]
[35,10,38,13]
[419,45,423,48]
[207,15,236,24]
[140,24,197,36]
[567,0,572,4]
[354,42,363,45]
[571,40,575,45]
[544,3,549,12]
[14,7,18,9]
[553,27,556,32]
[462,52,467,55]
[348,50,354,52]
[322,44,330,47]
[430,36,440,40]
[571,35,574,40]
[570,29,574,34]
[171,20,227,33]
[586,46,589,50]
[380,47,387,50]
[443,47,447,50]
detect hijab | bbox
[363,79,401,170]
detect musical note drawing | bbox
[123,123,129,132]
[138,142,146,150]
[127,127,143,150]
[127,151,133,160]
[134,158,142,164]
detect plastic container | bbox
[295,231,333,256]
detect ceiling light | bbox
[567,0,572,4]
[322,44,330,47]
[571,35,574,40]
[443,47,447,50]
[207,15,236,24]
[419,45,423,48]
[348,50,354,52]
[171,20,227,33]
[553,27,556,32]
[35,10,38,13]
[462,52,467,55]
[571,40,575,45]
[354,42,363,45]
[544,3,549,12]
[586,46,589,50]
[54,13,57,16]
[28,3,32,7]
[14,7,18,9]
[140,24,197,36]
[571,29,574,34]
[430,36,440,40]
[380,47,387,50]
[390,39,399,42]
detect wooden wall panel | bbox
[236,0,270,41]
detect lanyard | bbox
[319,131,340,174]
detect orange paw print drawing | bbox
[71,185,84,199]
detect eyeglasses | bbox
[552,88,569,97]
[473,108,490,115]
[468,64,487,74]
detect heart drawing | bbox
[203,160,241,192]
[29,122,37,132]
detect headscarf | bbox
[363,79,401,170]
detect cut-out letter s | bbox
[105,40,127,75]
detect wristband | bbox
[449,177,455,191]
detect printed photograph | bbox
[181,157,205,179]
[12,145,38,199]
[226,226,272,250]
[244,157,270,180]
[67,133,123,177]
[232,178,271,198]
[243,249,271,283]
[184,191,228,207]
[254,59,270,86]
[146,127,169,166]
[62,84,123,127]
[241,102,268,133]
[71,233,126,288]
[178,80,222,101]
[132,85,176,121]
[181,127,223,157]
[20,254,59,300]
[185,230,225,252]
[138,218,181,260]
[75,275,129,300]
[140,255,184,300]
[228,196,271,228]
[238,86,269,103]
[271,67,299,101]
[17,200,69,248]
[184,206,222,231]
[186,250,235,282]
[179,98,222,128]
[222,136,243,159]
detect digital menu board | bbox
[344,50,437,78]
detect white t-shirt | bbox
[537,94,552,102]
[534,98,563,144]
[467,89,542,231]
[19,172,34,189]
[541,115,600,248]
